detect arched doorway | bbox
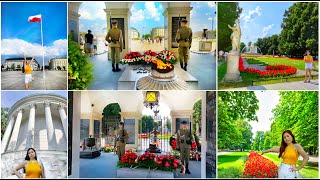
[68,2,192,58]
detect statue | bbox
[151,128,160,147]
[228,19,241,53]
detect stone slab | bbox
[80,150,101,159]
[118,65,198,90]
[117,167,174,178]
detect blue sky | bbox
[1,2,67,65]
[79,2,216,36]
[239,2,293,45]
[1,91,67,108]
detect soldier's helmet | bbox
[112,20,118,24]
[180,19,188,23]
[181,120,187,124]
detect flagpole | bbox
[40,14,45,78]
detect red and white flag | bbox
[28,15,41,22]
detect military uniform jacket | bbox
[114,128,129,146]
[177,128,194,149]
[175,26,193,48]
[105,27,124,49]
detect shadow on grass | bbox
[218,154,248,178]
[218,154,247,164]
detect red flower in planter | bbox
[165,161,170,167]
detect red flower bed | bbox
[120,150,138,165]
[239,57,297,77]
[242,151,278,178]
[155,154,183,171]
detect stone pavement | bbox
[88,38,216,90]
[228,80,318,90]
[79,152,201,178]
[1,70,67,90]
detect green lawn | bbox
[255,57,319,71]
[218,151,319,178]
[217,152,248,178]
[263,153,318,179]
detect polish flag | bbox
[28,15,41,22]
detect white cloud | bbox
[1,39,67,56]
[243,6,262,22]
[79,2,105,20]
[145,2,161,21]
[130,8,145,23]
[262,24,274,37]
[208,2,216,8]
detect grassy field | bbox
[218,151,319,178]
[217,152,248,178]
[254,57,319,71]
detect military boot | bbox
[185,163,191,174]
[112,63,116,72]
[184,63,188,71]
[180,62,184,69]
[115,64,121,72]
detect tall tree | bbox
[270,91,318,155]
[252,131,265,151]
[192,100,201,135]
[235,119,253,151]
[141,115,154,133]
[218,91,259,150]
[278,2,318,56]
[218,2,242,51]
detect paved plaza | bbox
[88,37,216,90]
[80,152,201,178]
[1,70,67,90]
[228,80,318,90]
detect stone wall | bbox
[206,91,216,178]
[1,151,67,179]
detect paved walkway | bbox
[228,80,318,90]
[1,70,67,90]
[79,152,201,178]
[88,38,216,90]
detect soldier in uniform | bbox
[114,122,129,161]
[177,120,194,174]
[105,20,124,72]
[175,19,192,71]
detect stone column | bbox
[1,115,16,153]
[201,92,207,178]
[68,2,82,44]
[58,104,68,137]
[45,102,57,150]
[104,6,132,59]
[224,51,241,82]
[8,108,24,151]
[26,103,36,149]
[162,5,192,57]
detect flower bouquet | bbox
[100,145,115,153]
[155,154,183,172]
[118,150,138,167]
[137,151,157,169]
[157,50,178,65]
[120,51,144,65]
[143,50,158,64]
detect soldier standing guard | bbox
[114,122,129,161]
[105,20,124,72]
[177,120,194,174]
[175,19,192,71]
